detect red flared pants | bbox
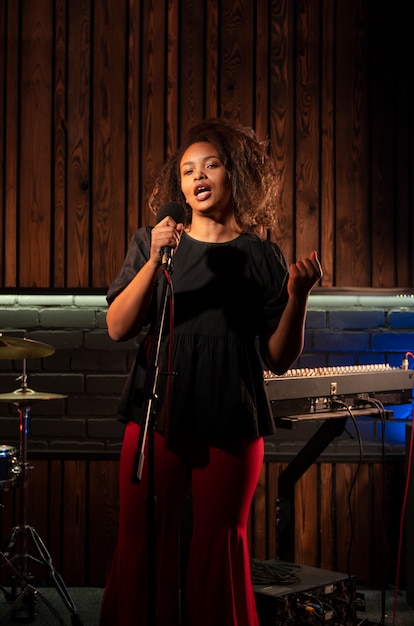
[99,422,263,626]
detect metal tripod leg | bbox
[0,547,66,625]
[0,388,83,625]
[0,524,83,625]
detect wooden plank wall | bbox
[0,0,412,290]
[0,457,405,589]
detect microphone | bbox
[156,202,186,269]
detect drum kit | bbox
[0,335,82,625]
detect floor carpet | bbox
[0,584,413,625]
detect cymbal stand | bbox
[0,552,68,625]
[0,362,83,625]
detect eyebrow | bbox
[181,155,220,167]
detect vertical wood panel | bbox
[295,0,321,262]
[180,0,206,133]
[126,0,141,244]
[319,0,335,287]
[319,463,334,571]
[371,462,384,586]
[3,1,19,287]
[19,0,53,287]
[0,488,16,588]
[335,464,372,580]
[92,0,128,287]
[269,0,295,264]
[335,0,371,287]
[165,0,179,157]
[66,0,91,287]
[23,460,50,583]
[204,0,219,120]
[0,4,5,285]
[220,0,254,124]
[254,0,270,141]
[370,0,397,288]
[295,463,318,565]
[265,461,279,559]
[140,0,168,224]
[87,460,119,585]
[334,463,358,575]
[0,487,15,534]
[62,460,87,584]
[26,459,49,536]
[48,459,64,573]
[351,463,371,584]
[249,463,267,560]
[53,0,67,288]
[372,461,406,589]
[394,0,413,288]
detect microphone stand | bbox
[131,258,173,626]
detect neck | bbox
[185,215,242,243]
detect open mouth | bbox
[195,185,210,196]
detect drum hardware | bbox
[0,445,21,490]
[0,335,55,361]
[0,562,67,625]
[0,345,83,625]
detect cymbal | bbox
[0,335,55,360]
[0,388,67,404]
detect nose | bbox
[194,169,206,180]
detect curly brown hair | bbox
[148,118,280,233]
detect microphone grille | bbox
[156,202,185,224]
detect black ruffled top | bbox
[107,229,289,442]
